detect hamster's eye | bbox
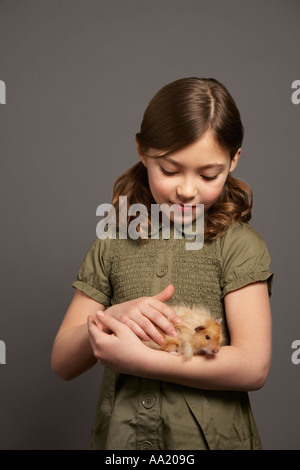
[205,335,210,340]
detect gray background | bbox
[0,0,299,450]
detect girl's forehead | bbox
[146,133,232,166]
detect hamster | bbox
[143,304,224,360]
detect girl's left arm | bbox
[88,280,272,392]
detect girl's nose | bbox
[176,179,198,201]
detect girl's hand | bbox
[87,312,153,375]
[98,284,180,345]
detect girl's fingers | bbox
[148,298,181,324]
[87,316,105,355]
[96,311,165,345]
[121,317,151,341]
[138,302,180,336]
[87,315,101,330]
[95,311,129,337]
[87,315,105,341]
[97,290,180,345]
[130,312,165,344]
[128,309,176,344]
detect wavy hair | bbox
[111,77,252,240]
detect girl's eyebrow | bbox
[161,157,226,171]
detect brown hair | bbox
[111,77,252,240]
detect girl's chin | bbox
[172,214,195,226]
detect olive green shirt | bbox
[72,222,273,450]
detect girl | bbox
[51,77,273,450]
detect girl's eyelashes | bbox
[201,175,218,181]
[160,166,178,176]
[160,166,219,181]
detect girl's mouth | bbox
[172,203,196,213]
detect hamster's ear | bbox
[195,325,206,333]
[216,318,223,325]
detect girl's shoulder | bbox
[217,222,273,297]
[218,221,269,253]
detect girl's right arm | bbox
[51,290,106,380]
[51,285,180,381]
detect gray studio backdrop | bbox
[0,0,299,450]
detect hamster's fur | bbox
[143,305,224,360]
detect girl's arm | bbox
[89,281,272,391]
[51,290,105,380]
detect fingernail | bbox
[96,311,104,318]
[170,329,178,337]
[173,317,181,324]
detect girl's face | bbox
[137,131,240,224]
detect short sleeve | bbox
[72,237,112,306]
[219,222,274,298]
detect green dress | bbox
[72,222,273,450]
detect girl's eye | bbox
[160,167,178,176]
[202,175,218,181]
[160,167,219,179]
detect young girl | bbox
[51,77,273,450]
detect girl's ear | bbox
[229,148,241,173]
[135,137,147,167]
